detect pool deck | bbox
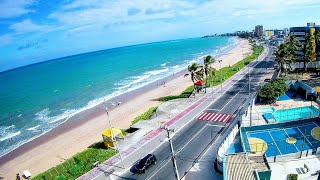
[242,97,320,127]
[270,155,320,180]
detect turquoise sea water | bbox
[0,37,238,157]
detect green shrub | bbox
[157,85,194,102]
[131,107,158,125]
[258,77,289,103]
[287,174,298,180]
[32,143,116,180]
[206,46,264,88]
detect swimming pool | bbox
[262,106,320,122]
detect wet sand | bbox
[0,39,252,179]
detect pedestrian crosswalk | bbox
[197,112,233,123]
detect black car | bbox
[135,154,157,174]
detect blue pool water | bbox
[261,106,320,122]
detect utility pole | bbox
[104,102,125,169]
[248,65,251,97]
[218,60,222,91]
[161,125,180,180]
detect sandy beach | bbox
[0,39,251,179]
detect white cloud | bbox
[9,19,55,34]
[49,0,193,29]
[0,34,13,46]
[0,0,36,18]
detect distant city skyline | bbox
[1,0,320,72]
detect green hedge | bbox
[131,107,158,125]
[157,85,194,102]
[32,142,116,180]
[158,46,264,101]
[207,46,264,87]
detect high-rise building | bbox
[290,23,320,69]
[255,25,264,37]
[283,28,289,37]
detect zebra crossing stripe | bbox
[197,112,233,123]
[198,112,206,119]
[209,113,219,121]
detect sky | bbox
[0,0,320,72]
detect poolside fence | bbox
[242,105,320,127]
[243,128,320,162]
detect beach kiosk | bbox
[102,128,123,148]
[194,80,206,93]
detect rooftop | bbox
[225,153,270,180]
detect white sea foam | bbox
[35,108,51,121]
[0,37,241,158]
[26,125,41,131]
[0,131,21,142]
[146,68,169,76]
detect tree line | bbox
[275,30,320,73]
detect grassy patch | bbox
[157,85,194,102]
[131,107,158,125]
[32,141,116,180]
[207,46,264,87]
[158,46,264,102]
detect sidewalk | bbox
[79,46,269,180]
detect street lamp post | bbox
[161,125,180,180]
[248,65,251,97]
[218,60,222,91]
[104,102,125,169]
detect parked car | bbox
[273,64,279,69]
[135,154,157,174]
[264,78,271,82]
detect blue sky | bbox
[0,0,320,72]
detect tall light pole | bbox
[104,101,125,169]
[218,60,222,91]
[248,65,251,97]
[161,125,180,180]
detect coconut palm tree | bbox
[302,33,313,72]
[275,43,289,74]
[188,63,201,84]
[315,30,320,45]
[203,55,216,78]
[286,35,299,69]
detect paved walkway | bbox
[79,46,270,180]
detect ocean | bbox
[0,36,238,157]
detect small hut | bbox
[102,128,123,148]
[194,80,206,93]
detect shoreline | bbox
[0,37,238,159]
[0,38,251,179]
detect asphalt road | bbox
[117,46,275,180]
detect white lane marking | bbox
[98,47,270,179]
[207,108,221,111]
[207,124,224,127]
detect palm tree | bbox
[275,43,289,74]
[188,63,201,84]
[203,55,216,78]
[285,36,299,71]
[315,30,320,45]
[302,33,314,72]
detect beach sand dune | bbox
[0,39,251,179]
